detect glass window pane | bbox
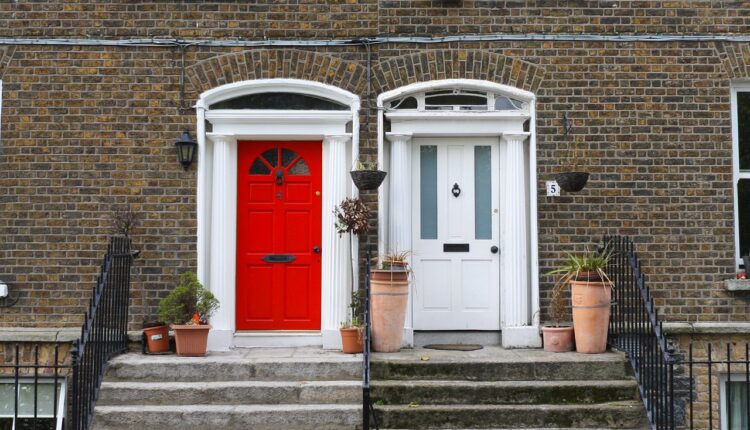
[0,384,13,415]
[16,418,55,429]
[288,159,310,175]
[15,383,59,418]
[209,92,348,110]
[392,96,417,109]
[425,94,487,106]
[474,146,492,240]
[739,92,750,171]
[420,145,438,240]
[727,381,748,430]
[281,149,299,167]
[740,179,750,257]
[261,149,278,167]
[250,158,271,175]
[494,96,524,110]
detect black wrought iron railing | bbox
[362,245,378,430]
[605,235,676,430]
[68,236,136,430]
[0,343,69,430]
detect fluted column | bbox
[387,133,413,254]
[500,133,539,347]
[321,135,352,349]
[386,133,414,343]
[207,134,237,351]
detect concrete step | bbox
[374,401,650,429]
[371,379,640,405]
[91,404,361,430]
[97,380,362,406]
[105,352,361,382]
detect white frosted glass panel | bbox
[420,145,438,239]
[461,260,491,309]
[474,146,492,239]
[421,260,451,310]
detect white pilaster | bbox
[207,134,237,351]
[386,133,414,346]
[500,133,540,348]
[321,135,352,349]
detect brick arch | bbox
[715,42,750,80]
[371,50,546,94]
[185,49,368,98]
[0,46,16,80]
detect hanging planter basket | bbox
[350,170,387,191]
[555,172,590,193]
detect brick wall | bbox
[0,1,749,329]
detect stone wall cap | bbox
[664,322,750,335]
[0,327,80,343]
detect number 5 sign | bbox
[546,181,560,197]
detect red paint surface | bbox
[236,141,322,330]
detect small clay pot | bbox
[143,325,170,353]
[340,327,364,354]
[542,326,575,353]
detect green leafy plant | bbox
[334,197,370,237]
[158,271,219,325]
[380,250,412,270]
[546,246,613,326]
[341,289,365,328]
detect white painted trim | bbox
[377,79,536,106]
[731,82,750,267]
[377,79,540,348]
[196,79,361,111]
[196,79,360,351]
[234,332,323,348]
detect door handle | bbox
[312,246,321,254]
[490,246,499,254]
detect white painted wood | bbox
[411,138,500,330]
[528,101,541,330]
[387,133,413,254]
[499,133,538,348]
[233,332,323,348]
[321,135,352,350]
[207,134,238,351]
[195,79,360,351]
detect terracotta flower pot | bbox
[570,280,612,353]
[340,327,364,354]
[542,326,575,353]
[370,269,409,352]
[143,325,170,353]
[172,324,211,357]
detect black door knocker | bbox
[451,183,461,198]
[275,170,284,186]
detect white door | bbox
[411,137,500,330]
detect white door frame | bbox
[376,79,541,348]
[195,79,360,350]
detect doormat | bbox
[422,344,483,351]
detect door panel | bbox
[236,141,322,330]
[412,137,500,330]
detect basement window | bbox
[721,377,748,430]
[0,379,66,430]
[209,92,348,110]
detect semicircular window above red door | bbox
[249,147,311,176]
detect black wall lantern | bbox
[175,130,197,171]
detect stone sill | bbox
[663,322,750,335]
[0,327,80,343]
[725,279,750,291]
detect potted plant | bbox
[547,246,613,354]
[157,271,219,357]
[142,321,170,354]
[370,251,411,352]
[541,282,575,353]
[340,290,364,354]
[554,121,590,192]
[334,197,370,353]
[350,158,387,191]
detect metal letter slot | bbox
[443,243,470,252]
[262,254,296,263]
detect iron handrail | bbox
[363,245,378,429]
[69,236,136,430]
[605,235,675,430]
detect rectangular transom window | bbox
[732,84,750,266]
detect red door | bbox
[236,141,322,330]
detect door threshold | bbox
[233,331,323,348]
